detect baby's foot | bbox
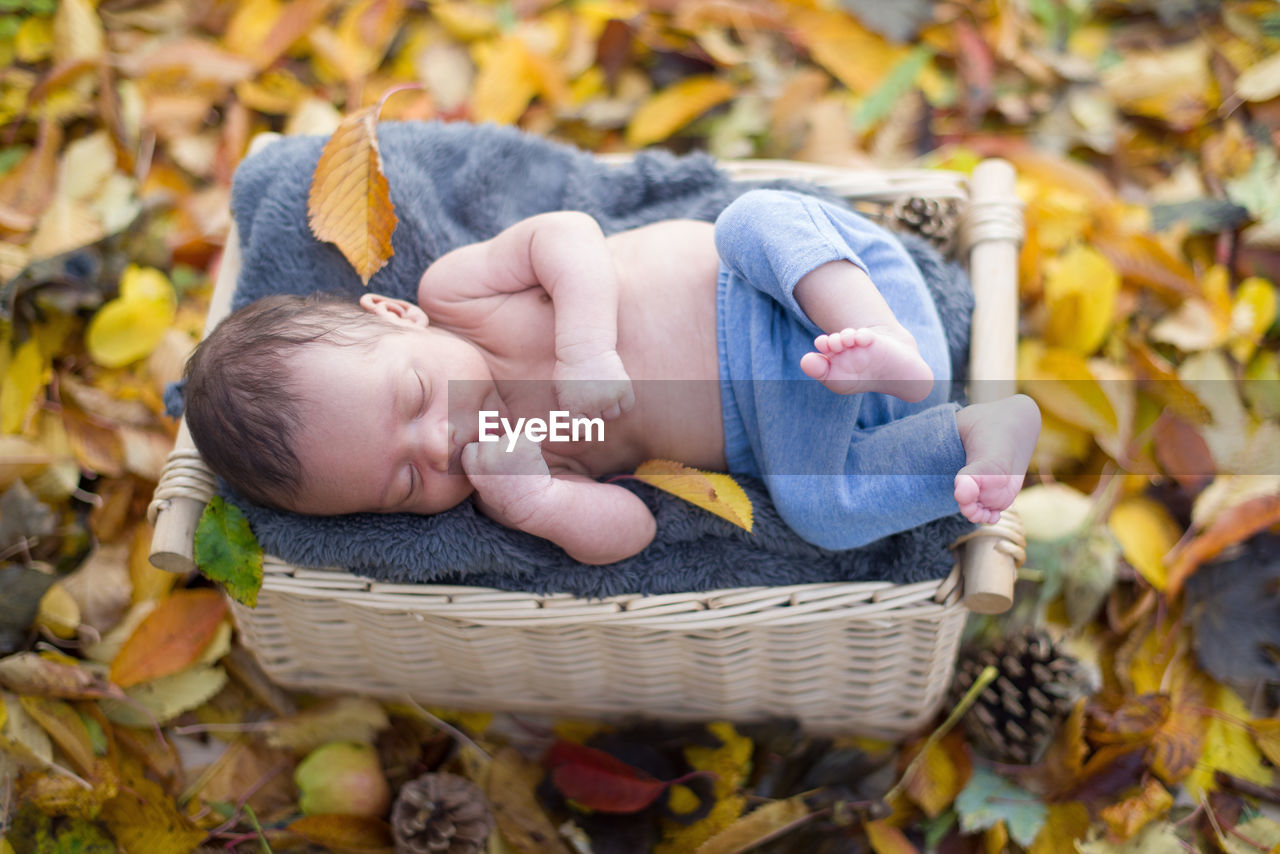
[799,326,934,402]
[953,395,1041,525]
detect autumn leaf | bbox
[85,265,177,369]
[1028,802,1091,854]
[1043,244,1120,355]
[1252,718,1280,768]
[0,652,123,700]
[632,460,753,531]
[1099,777,1173,840]
[108,588,228,688]
[487,746,574,854]
[545,738,705,814]
[307,96,401,285]
[954,766,1048,848]
[1107,496,1180,592]
[99,753,207,853]
[194,496,263,607]
[696,797,812,854]
[626,77,737,148]
[1183,681,1273,799]
[18,696,96,776]
[1165,494,1280,594]
[284,814,394,854]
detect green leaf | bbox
[954,766,1048,848]
[194,497,263,608]
[1150,199,1251,234]
[853,46,933,131]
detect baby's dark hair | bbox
[182,292,392,509]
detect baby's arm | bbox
[422,212,634,420]
[461,435,656,565]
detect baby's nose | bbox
[427,420,453,473]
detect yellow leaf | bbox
[35,582,80,639]
[15,17,54,64]
[1229,276,1277,364]
[129,523,179,604]
[1019,342,1118,438]
[903,735,969,818]
[634,460,754,531]
[471,35,540,125]
[785,8,908,94]
[1,336,48,435]
[1107,497,1181,592]
[308,103,398,285]
[1185,681,1273,799]
[1235,50,1280,102]
[85,293,176,369]
[1029,802,1091,854]
[695,798,810,854]
[626,76,736,148]
[1043,244,1120,355]
[52,0,104,64]
[433,0,500,41]
[17,696,96,777]
[1099,42,1215,131]
[1253,718,1280,767]
[100,753,207,852]
[865,820,920,854]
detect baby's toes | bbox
[954,473,980,506]
[839,328,860,348]
[800,351,831,381]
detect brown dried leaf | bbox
[284,814,394,854]
[1165,494,1280,595]
[108,588,228,688]
[487,746,573,854]
[263,696,389,753]
[0,653,123,700]
[696,797,812,854]
[307,102,398,285]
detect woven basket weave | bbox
[150,139,1026,738]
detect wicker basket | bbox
[149,140,1026,738]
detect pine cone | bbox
[951,629,1092,765]
[887,197,959,254]
[391,772,494,854]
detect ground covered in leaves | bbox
[2,0,1280,851]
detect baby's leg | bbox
[952,395,1041,524]
[794,260,934,402]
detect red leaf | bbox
[545,739,669,814]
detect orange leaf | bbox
[1099,777,1174,841]
[109,589,228,688]
[285,814,394,854]
[1165,494,1280,595]
[308,100,399,285]
[633,460,753,531]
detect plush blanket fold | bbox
[221,121,976,596]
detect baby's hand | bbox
[553,350,635,422]
[461,434,554,527]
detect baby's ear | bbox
[358,293,429,328]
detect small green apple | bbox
[294,741,391,817]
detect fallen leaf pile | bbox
[2,0,1279,851]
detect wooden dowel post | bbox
[959,159,1025,615]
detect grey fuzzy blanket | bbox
[216,121,975,596]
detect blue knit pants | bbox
[714,189,966,549]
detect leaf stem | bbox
[886,664,998,803]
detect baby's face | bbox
[286,323,499,516]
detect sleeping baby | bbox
[182,189,1040,565]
